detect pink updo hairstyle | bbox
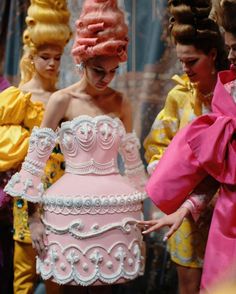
[71,0,128,65]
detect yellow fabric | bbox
[0,86,65,290]
[0,86,64,243]
[42,152,65,188]
[13,151,65,243]
[0,125,29,171]
[14,241,61,294]
[0,87,44,171]
[144,74,212,268]
[144,74,211,164]
[0,86,31,125]
[23,100,44,132]
[14,241,37,294]
[167,218,208,268]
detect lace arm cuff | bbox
[181,176,219,221]
[120,132,147,193]
[4,127,57,202]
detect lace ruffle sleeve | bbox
[4,127,57,202]
[120,132,147,193]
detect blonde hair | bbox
[71,0,128,64]
[20,0,71,86]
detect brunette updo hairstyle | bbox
[168,0,228,71]
[20,0,72,86]
[220,0,236,37]
[71,0,128,65]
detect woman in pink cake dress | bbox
[5,0,146,293]
[139,0,236,292]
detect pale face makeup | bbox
[176,43,217,86]
[85,56,120,91]
[33,45,63,81]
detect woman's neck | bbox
[198,73,217,97]
[78,75,108,98]
[29,73,57,92]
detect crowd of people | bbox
[1,0,236,293]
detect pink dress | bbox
[146,69,236,291]
[5,115,146,286]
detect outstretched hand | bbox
[138,206,189,241]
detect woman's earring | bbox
[75,62,84,73]
[211,68,216,75]
[31,61,34,65]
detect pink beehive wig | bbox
[72,0,128,64]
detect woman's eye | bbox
[93,68,104,74]
[40,56,49,60]
[188,60,197,65]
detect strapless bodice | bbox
[58,115,126,175]
[4,114,146,286]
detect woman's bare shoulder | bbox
[49,86,73,105]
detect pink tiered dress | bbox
[146,69,236,291]
[5,115,146,286]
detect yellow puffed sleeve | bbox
[0,125,29,171]
[0,87,45,171]
[144,74,196,165]
[144,92,179,164]
[23,100,44,131]
[0,86,31,125]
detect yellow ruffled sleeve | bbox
[0,86,31,125]
[0,87,45,171]
[144,90,180,164]
[0,125,29,171]
[23,100,44,131]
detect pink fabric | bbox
[146,69,236,290]
[7,115,145,286]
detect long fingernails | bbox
[163,236,168,242]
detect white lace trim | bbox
[147,160,159,175]
[42,192,145,215]
[37,240,144,285]
[22,158,45,176]
[125,162,145,175]
[59,115,126,156]
[29,127,57,159]
[65,158,119,175]
[43,217,139,240]
[4,172,43,203]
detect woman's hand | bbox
[138,206,189,241]
[28,212,48,258]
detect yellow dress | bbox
[0,86,64,242]
[0,86,64,293]
[144,74,212,268]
